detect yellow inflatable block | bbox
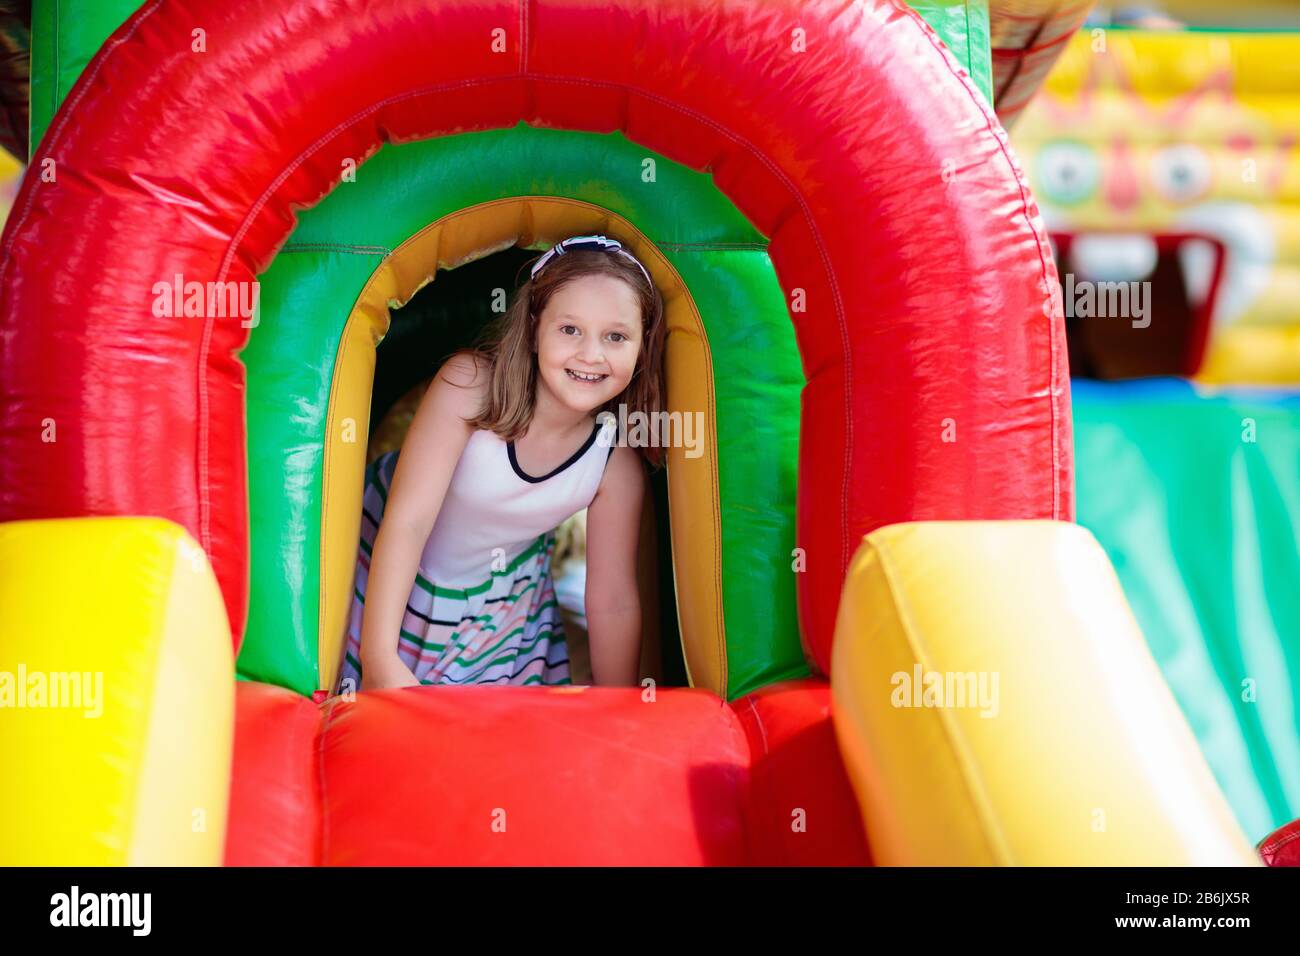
[831,520,1260,866]
[0,517,234,865]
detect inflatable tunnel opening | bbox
[235,188,776,700]
[362,247,688,688]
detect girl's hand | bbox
[360,653,422,691]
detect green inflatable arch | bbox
[237,124,806,698]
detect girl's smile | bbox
[535,273,642,414]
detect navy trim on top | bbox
[508,420,602,483]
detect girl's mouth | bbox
[565,368,608,384]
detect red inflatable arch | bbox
[0,0,1071,674]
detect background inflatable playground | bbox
[0,0,1291,866]
[1012,19,1300,854]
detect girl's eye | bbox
[608,332,627,343]
[560,324,579,335]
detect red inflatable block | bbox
[224,681,323,867]
[318,685,750,866]
[734,679,872,866]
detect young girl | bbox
[336,235,666,691]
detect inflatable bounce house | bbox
[1013,23,1300,856]
[0,0,1278,866]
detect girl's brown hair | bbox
[462,245,667,469]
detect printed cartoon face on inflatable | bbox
[1013,30,1300,383]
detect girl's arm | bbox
[358,352,484,687]
[583,444,647,687]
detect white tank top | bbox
[417,415,617,587]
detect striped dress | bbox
[336,416,615,689]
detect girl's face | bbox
[534,273,643,416]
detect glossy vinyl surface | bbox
[317,684,750,865]
[2,0,1070,681]
[832,520,1260,866]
